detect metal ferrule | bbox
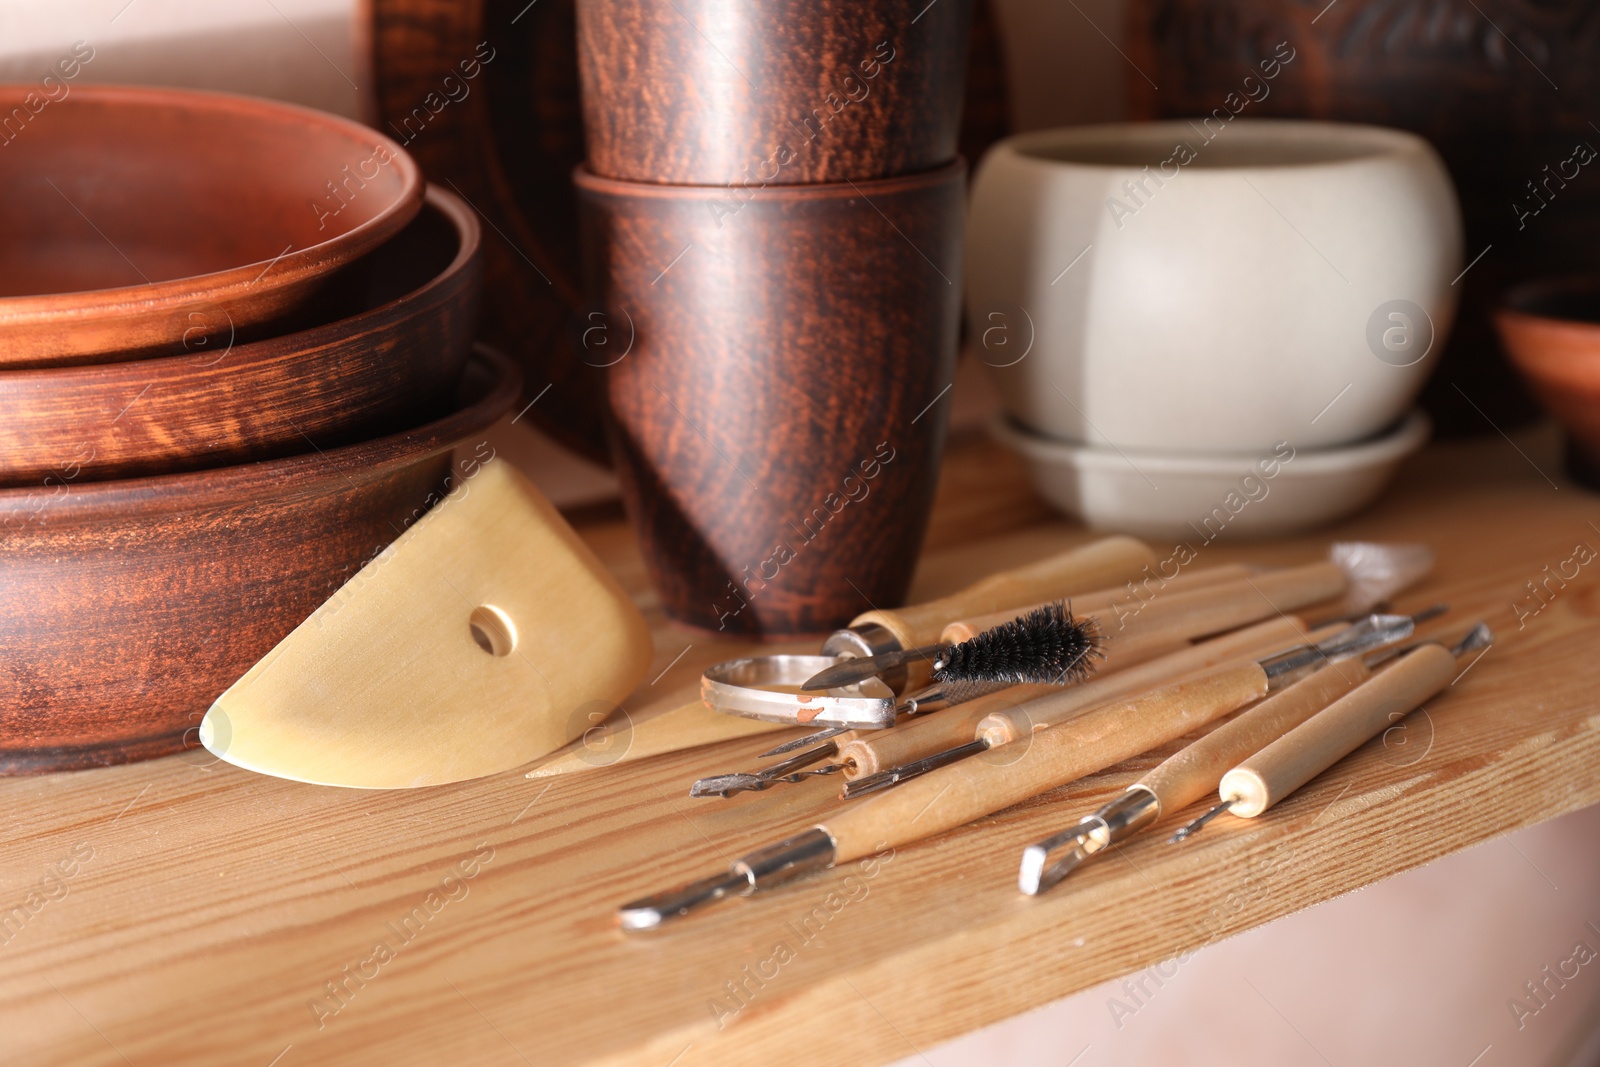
[732,828,838,889]
[1259,612,1415,688]
[821,622,909,693]
[1018,787,1159,895]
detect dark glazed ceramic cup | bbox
[577,160,964,636]
[576,0,973,185]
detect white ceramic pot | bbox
[967,120,1463,452]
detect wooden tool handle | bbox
[1136,660,1371,815]
[1220,643,1458,817]
[941,560,1345,652]
[825,663,1269,861]
[975,615,1312,746]
[838,685,1054,778]
[940,563,1254,642]
[850,536,1155,651]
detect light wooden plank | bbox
[1,425,1597,1067]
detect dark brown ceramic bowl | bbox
[0,84,424,365]
[1495,276,1600,488]
[576,0,974,185]
[577,160,964,636]
[0,346,519,774]
[0,185,481,486]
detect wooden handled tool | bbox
[842,535,1156,655]
[1222,631,1483,817]
[942,562,1255,641]
[975,615,1320,747]
[617,615,1420,927]
[1017,662,1371,893]
[838,686,1055,779]
[839,616,1319,798]
[945,560,1344,655]
[1169,623,1491,841]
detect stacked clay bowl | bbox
[0,85,516,772]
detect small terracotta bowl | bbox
[1495,276,1600,487]
[0,346,519,774]
[0,84,423,365]
[0,185,481,485]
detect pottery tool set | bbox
[6,4,1599,1060]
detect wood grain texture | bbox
[0,186,480,485]
[579,161,965,635]
[2,425,1598,1067]
[576,0,973,184]
[1123,0,1600,434]
[0,349,519,774]
[0,84,423,365]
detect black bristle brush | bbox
[934,601,1102,685]
[799,600,1102,693]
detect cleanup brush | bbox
[802,601,1102,692]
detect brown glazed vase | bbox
[0,348,518,774]
[576,160,964,636]
[576,0,974,185]
[1125,0,1600,435]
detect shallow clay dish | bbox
[1496,277,1600,487]
[0,185,480,485]
[992,410,1430,539]
[0,346,519,774]
[0,84,423,365]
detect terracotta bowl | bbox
[1495,277,1600,486]
[0,84,423,365]
[0,346,519,774]
[0,185,481,486]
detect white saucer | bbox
[991,410,1431,540]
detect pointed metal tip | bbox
[689,774,764,799]
[1018,845,1050,895]
[1170,800,1232,843]
[1453,622,1493,656]
[759,728,846,758]
[1017,819,1099,895]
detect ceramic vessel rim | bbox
[991,409,1431,475]
[572,157,966,200]
[991,119,1432,175]
[0,184,478,386]
[0,346,519,522]
[0,83,424,319]
[1497,275,1600,341]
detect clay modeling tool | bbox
[618,616,1416,929]
[803,543,1430,693]
[841,614,1322,798]
[204,459,653,788]
[1170,623,1492,842]
[697,537,1158,728]
[707,601,1104,730]
[690,606,1103,795]
[1015,606,1445,893]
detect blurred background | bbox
[5,1,1597,1063]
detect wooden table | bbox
[4,424,1599,1067]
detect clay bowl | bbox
[0,83,423,365]
[577,0,974,185]
[1495,276,1600,487]
[577,160,964,636]
[0,346,519,774]
[0,185,482,486]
